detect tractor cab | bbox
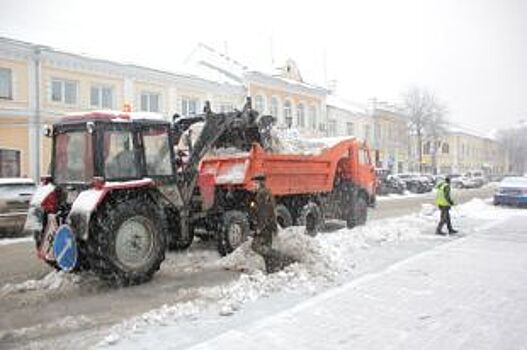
[50,111,176,188]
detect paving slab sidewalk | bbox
[190,215,527,350]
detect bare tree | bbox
[425,99,448,175]
[497,122,527,174]
[403,87,447,174]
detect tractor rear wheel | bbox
[88,195,166,286]
[217,210,250,256]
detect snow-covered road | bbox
[183,214,527,350]
[94,199,527,350]
[0,186,514,350]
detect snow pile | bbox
[0,315,93,343]
[0,236,33,246]
[207,147,249,157]
[1,271,83,297]
[269,128,351,155]
[220,228,341,278]
[100,217,439,347]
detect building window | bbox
[283,100,292,127]
[308,105,317,130]
[346,122,355,136]
[51,79,78,104]
[254,95,265,113]
[141,92,160,112]
[0,149,21,177]
[423,141,431,155]
[181,97,199,116]
[90,85,114,109]
[0,68,12,99]
[270,97,279,119]
[328,120,337,136]
[296,103,305,128]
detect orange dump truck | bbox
[195,139,377,255]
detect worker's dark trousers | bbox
[436,205,453,233]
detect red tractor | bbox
[25,100,271,285]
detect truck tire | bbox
[275,204,293,229]
[297,202,323,236]
[87,195,166,286]
[217,210,250,256]
[347,194,368,229]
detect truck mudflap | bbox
[67,179,154,240]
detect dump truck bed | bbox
[199,138,361,196]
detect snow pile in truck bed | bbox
[269,128,353,155]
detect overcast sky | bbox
[1,0,525,133]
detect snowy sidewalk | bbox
[189,215,527,350]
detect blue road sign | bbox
[53,225,78,272]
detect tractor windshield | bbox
[54,131,94,183]
[103,130,140,180]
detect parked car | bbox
[494,176,527,207]
[464,170,486,188]
[375,168,406,195]
[393,173,431,193]
[0,178,36,236]
[449,174,478,189]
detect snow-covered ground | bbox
[0,236,32,246]
[89,198,524,349]
[1,197,521,349]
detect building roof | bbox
[0,36,244,93]
[327,95,368,114]
[185,42,327,95]
[447,124,496,140]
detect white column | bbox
[27,50,41,181]
[123,77,134,111]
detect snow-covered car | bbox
[464,171,486,188]
[494,176,527,207]
[450,174,478,189]
[0,178,36,236]
[393,173,431,193]
[375,168,405,195]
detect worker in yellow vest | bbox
[435,176,458,235]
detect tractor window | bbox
[143,129,172,176]
[104,131,139,179]
[54,131,94,183]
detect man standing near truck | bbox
[251,173,296,273]
[435,176,458,235]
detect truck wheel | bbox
[88,196,166,286]
[275,204,293,229]
[347,194,368,229]
[217,210,250,256]
[297,202,323,237]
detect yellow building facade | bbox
[0,37,245,180]
[419,128,504,175]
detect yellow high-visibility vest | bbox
[435,182,450,207]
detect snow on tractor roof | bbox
[61,110,166,123]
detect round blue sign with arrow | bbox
[53,225,78,272]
